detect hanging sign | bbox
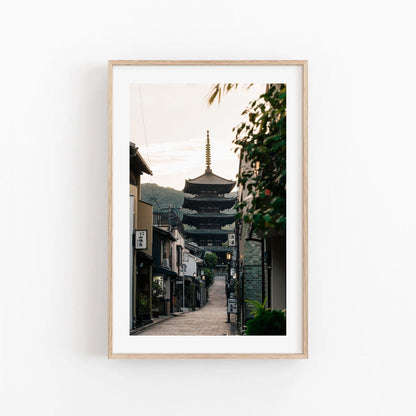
[228,233,236,247]
[135,230,147,250]
[227,298,238,314]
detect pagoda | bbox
[182,131,236,262]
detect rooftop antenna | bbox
[149,197,161,210]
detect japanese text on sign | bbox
[135,230,147,250]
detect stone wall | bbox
[240,222,264,322]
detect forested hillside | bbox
[141,183,185,209]
[141,183,237,216]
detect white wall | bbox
[183,252,198,277]
[1,1,416,415]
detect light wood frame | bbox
[108,60,308,359]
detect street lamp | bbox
[226,252,232,284]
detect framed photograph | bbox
[108,60,308,358]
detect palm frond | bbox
[206,83,254,106]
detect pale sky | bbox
[130,83,265,190]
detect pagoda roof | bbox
[185,229,230,237]
[185,169,235,187]
[183,196,237,209]
[186,232,228,243]
[185,241,205,257]
[183,180,235,195]
[183,131,236,194]
[182,212,235,225]
[200,246,233,253]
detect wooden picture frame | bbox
[108,60,308,359]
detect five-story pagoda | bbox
[182,131,236,263]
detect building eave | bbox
[130,142,152,175]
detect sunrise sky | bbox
[130,83,265,190]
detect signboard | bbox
[227,298,238,314]
[228,233,236,247]
[135,230,147,250]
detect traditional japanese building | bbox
[130,142,153,331]
[182,131,236,263]
[152,208,185,314]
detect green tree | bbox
[206,83,286,235]
[234,84,286,234]
[204,252,218,268]
[203,268,214,288]
[203,252,217,289]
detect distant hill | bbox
[141,183,185,209]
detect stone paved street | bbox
[138,276,236,335]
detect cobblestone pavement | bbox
[139,276,236,336]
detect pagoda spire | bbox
[205,130,212,173]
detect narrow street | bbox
[139,276,236,335]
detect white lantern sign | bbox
[135,230,147,250]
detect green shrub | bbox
[245,298,270,317]
[203,268,214,288]
[245,309,286,335]
[204,252,218,268]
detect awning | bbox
[137,252,153,264]
[153,266,178,277]
[153,226,177,242]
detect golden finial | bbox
[206,130,212,172]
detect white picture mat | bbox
[112,64,303,354]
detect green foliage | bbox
[202,268,214,288]
[206,83,253,106]
[152,279,165,298]
[245,297,270,317]
[204,252,218,268]
[245,309,286,335]
[137,295,150,316]
[233,84,286,235]
[202,252,217,289]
